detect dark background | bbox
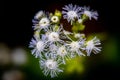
[2,0,120,80]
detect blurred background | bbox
[2,0,120,80]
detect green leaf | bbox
[54,10,62,18]
[72,26,79,33]
[53,25,59,31]
[78,24,85,31]
[81,14,89,22]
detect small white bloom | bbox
[49,44,58,53]
[78,19,83,23]
[36,41,44,51]
[40,58,63,78]
[48,32,59,41]
[57,46,67,57]
[70,41,80,50]
[84,11,91,17]
[67,11,78,19]
[62,4,82,24]
[82,6,98,20]
[57,46,70,64]
[34,11,44,19]
[45,25,64,44]
[51,16,59,23]
[39,17,50,29]
[67,39,85,57]
[29,35,46,58]
[45,60,57,69]
[86,37,101,56]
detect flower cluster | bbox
[29,4,101,78]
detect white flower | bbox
[39,17,50,28]
[86,37,101,56]
[29,35,46,58]
[82,6,98,20]
[57,46,67,57]
[57,46,70,64]
[70,41,80,50]
[51,16,59,23]
[34,11,44,19]
[33,17,50,30]
[36,41,44,51]
[45,60,57,69]
[62,4,82,24]
[67,39,85,57]
[78,19,83,23]
[45,25,64,44]
[40,58,63,78]
[49,44,58,53]
[48,32,59,41]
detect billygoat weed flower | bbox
[57,46,70,64]
[39,17,50,28]
[57,46,67,57]
[86,37,101,56]
[40,57,63,78]
[82,6,98,20]
[45,25,64,44]
[48,32,60,42]
[67,39,85,57]
[29,4,101,78]
[32,17,50,30]
[51,16,59,23]
[34,11,44,19]
[62,4,82,24]
[29,36,46,58]
[49,44,58,53]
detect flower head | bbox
[57,46,70,64]
[48,32,60,41]
[62,4,82,24]
[29,35,47,58]
[86,37,101,56]
[45,25,64,44]
[67,38,85,57]
[51,16,59,23]
[57,46,67,57]
[82,6,98,20]
[49,44,58,53]
[40,57,63,78]
[34,11,44,19]
[36,41,44,51]
[39,17,50,28]
[32,17,50,30]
